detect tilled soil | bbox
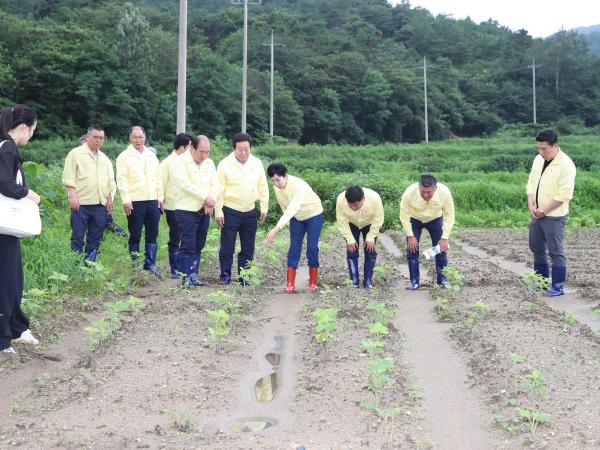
[2,227,599,449]
[0,229,421,449]
[387,229,600,449]
[458,228,600,302]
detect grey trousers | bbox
[528,216,567,267]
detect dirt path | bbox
[454,238,600,332]
[198,268,305,439]
[379,234,499,449]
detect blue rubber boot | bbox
[189,255,207,286]
[363,252,377,289]
[533,262,549,279]
[407,258,420,290]
[143,243,162,279]
[85,249,98,264]
[545,266,566,297]
[178,254,194,289]
[168,251,180,279]
[346,254,360,288]
[129,243,140,268]
[435,254,448,289]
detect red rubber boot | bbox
[308,267,318,291]
[285,268,296,293]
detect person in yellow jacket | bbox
[116,126,164,277]
[160,133,195,278]
[266,163,324,293]
[173,135,219,289]
[215,133,269,285]
[526,129,576,297]
[336,185,384,288]
[400,173,454,290]
[62,124,115,263]
[400,173,455,290]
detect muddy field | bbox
[1,227,599,449]
[458,228,600,303]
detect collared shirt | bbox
[215,152,269,217]
[526,149,576,217]
[336,188,384,243]
[116,145,163,204]
[172,151,219,212]
[160,151,182,211]
[400,182,455,239]
[62,144,116,206]
[273,175,323,229]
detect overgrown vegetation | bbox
[2,1,600,144]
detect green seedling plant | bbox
[378,406,402,446]
[563,310,577,325]
[238,260,262,295]
[21,288,53,320]
[467,301,489,326]
[169,409,197,433]
[516,370,550,440]
[85,296,140,344]
[313,308,338,344]
[522,272,550,295]
[368,322,389,339]
[361,340,385,355]
[206,309,230,352]
[367,303,394,325]
[319,284,333,295]
[208,290,240,319]
[373,265,391,281]
[509,352,526,390]
[441,267,464,293]
[362,356,395,409]
[466,311,478,326]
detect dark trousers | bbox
[70,204,108,256]
[529,216,567,267]
[406,216,447,267]
[176,210,210,258]
[165,209,181,253]
[0,235,29,350]
[219,206,257,279]
[346,223,377,259]
[127,200,160,247]
[288,213,324,268]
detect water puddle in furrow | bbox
[228,336,283,433]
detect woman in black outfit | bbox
[0,105,41,354]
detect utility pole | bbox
[233,0,262,133]
[176,0,187,133]
[527,58,541,124]
[423,56,429,143]
[262,29,286,140]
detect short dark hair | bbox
[87,124,104,134]
[419,173,437,188]
[345,185,364,203]
[129,125,146,136]
[267,162,288,178]
[536,129,558,146]
[174,133,192,150]
[232,132,252,149]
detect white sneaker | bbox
[12,329,39,346]
[2,347,16,353]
